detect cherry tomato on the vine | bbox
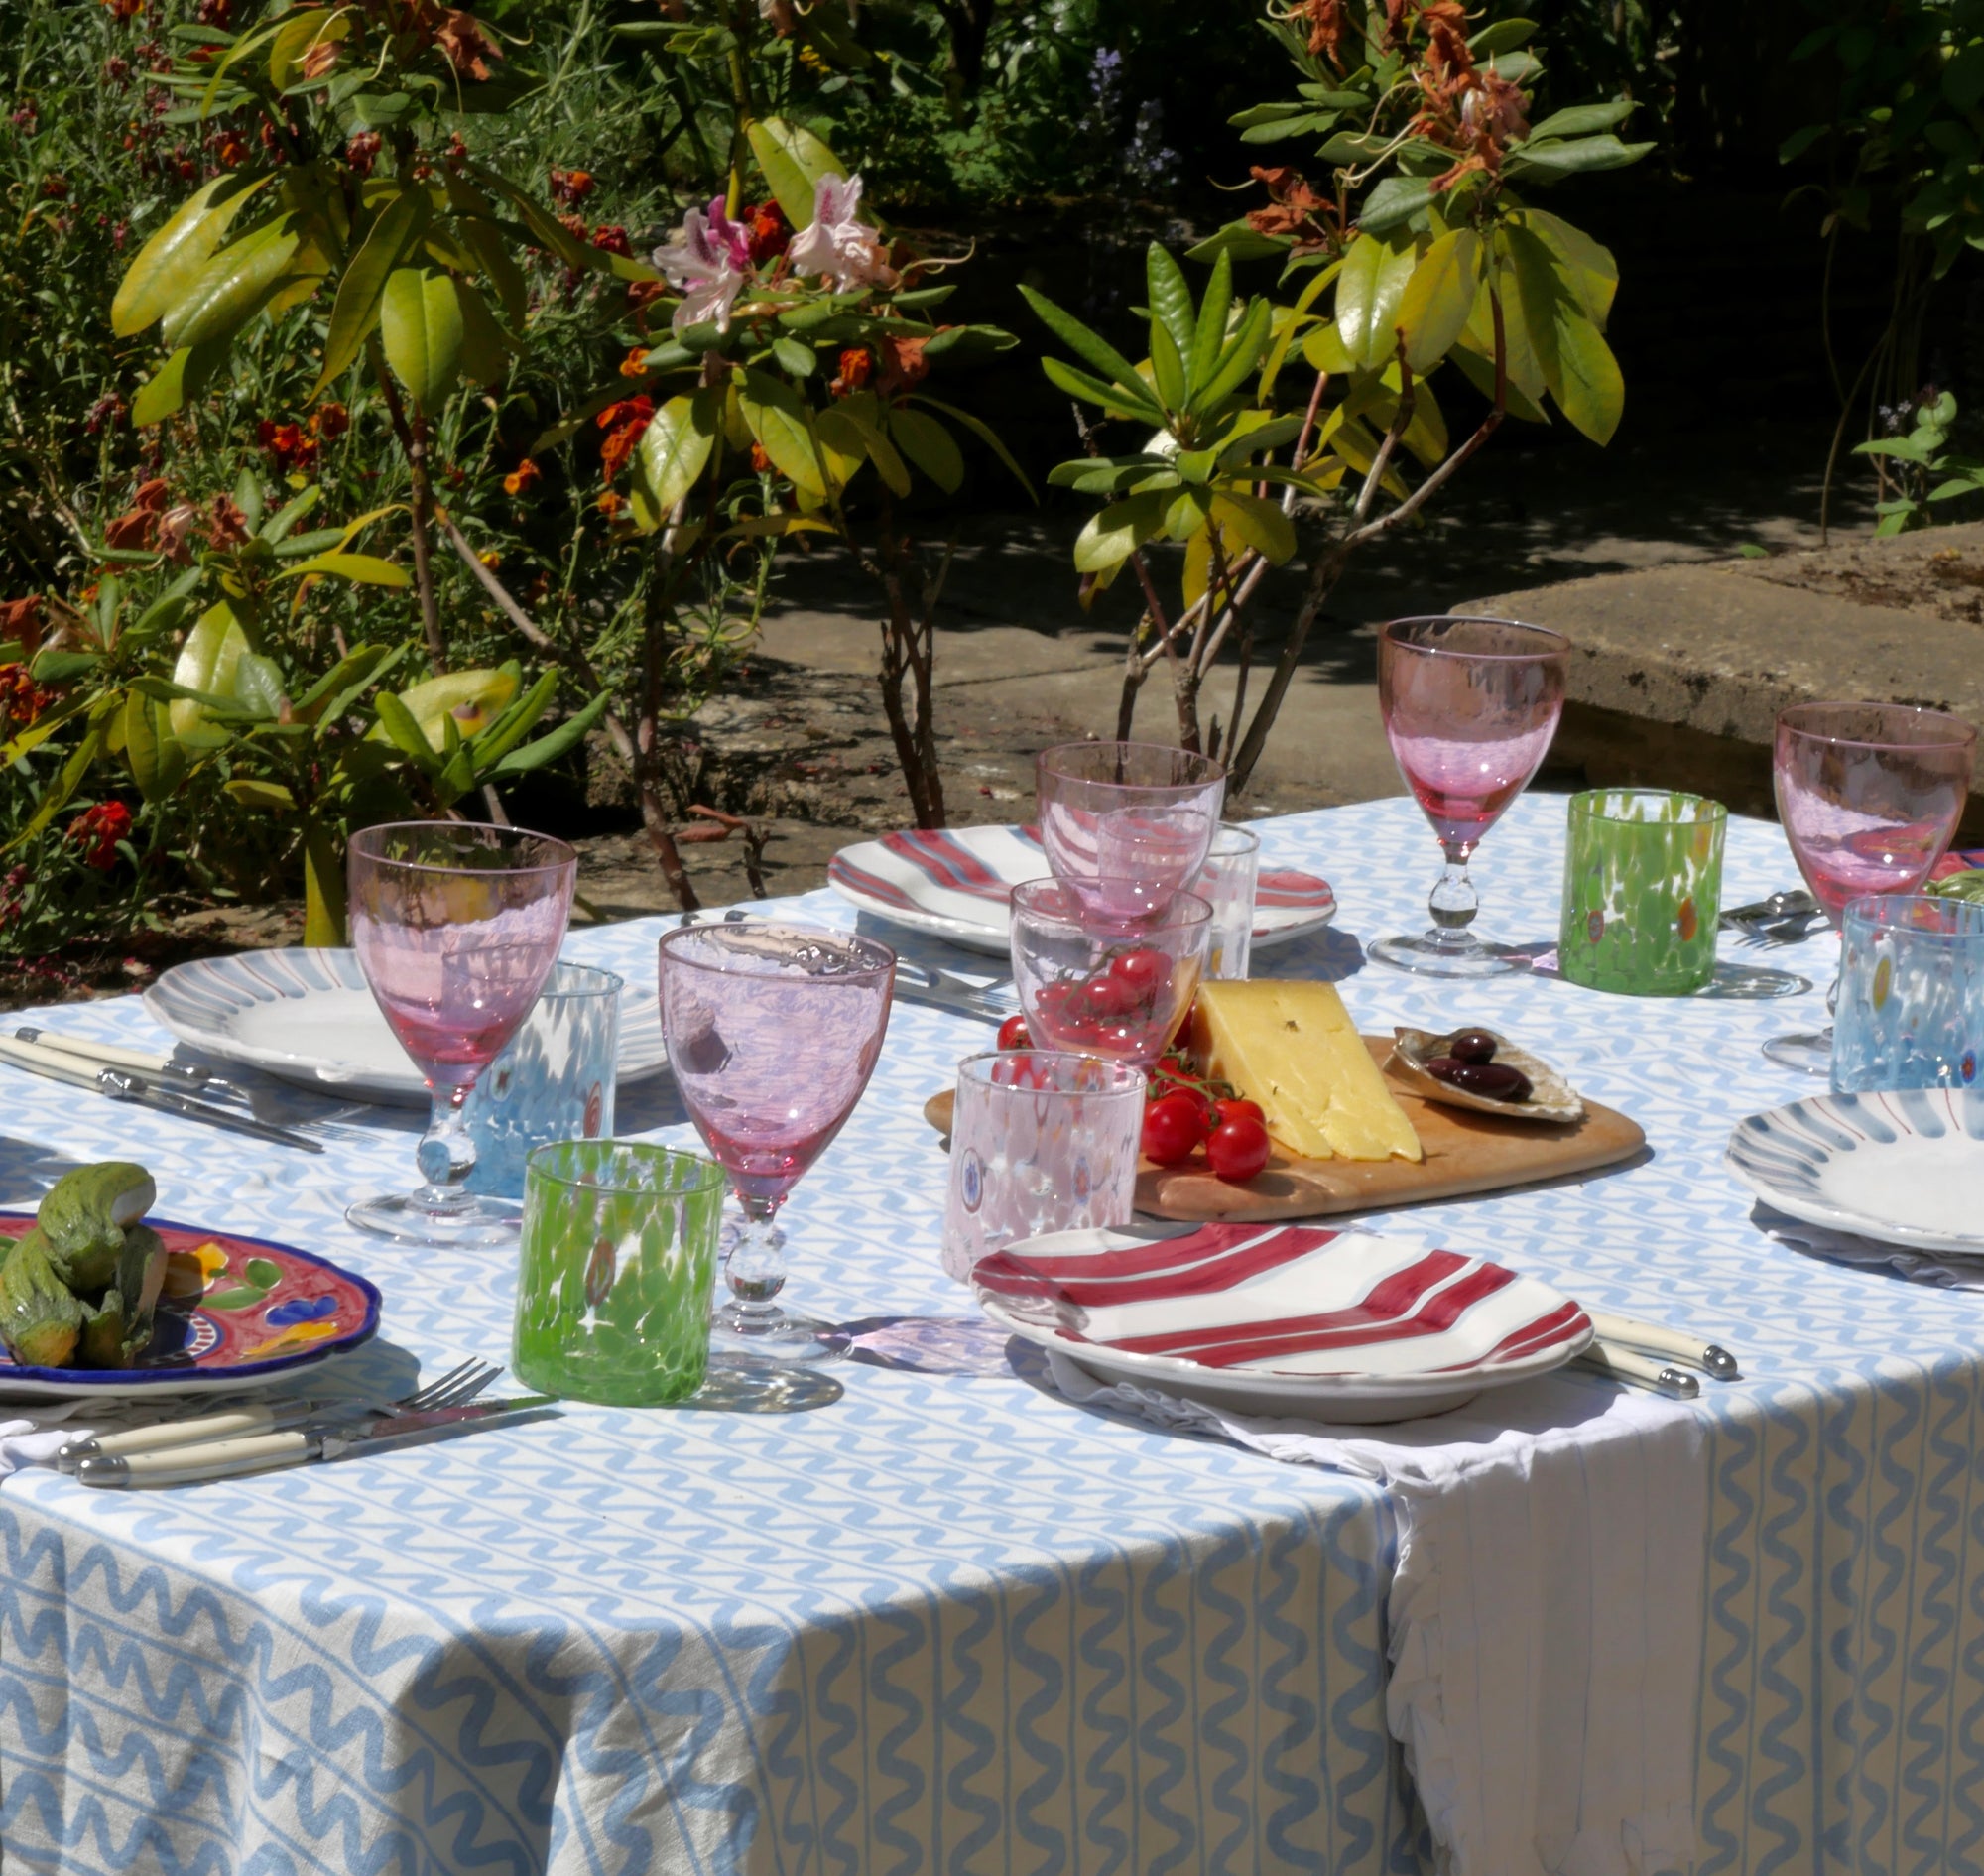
[996,1014,1031,1050]
[1140,1089,1207,1167]
[1108,945,1170,999]
[1213,1097,1266,1129]
[1205,1114,1272,1184]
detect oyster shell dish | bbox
[1387,1027,1587,1126]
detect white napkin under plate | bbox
[1758,1203,1984,1289]
[0,1396,101,1480]
[1047,1343,1709,1876]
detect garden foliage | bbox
[0,0,1643,956]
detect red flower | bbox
[41,174,69,201]
[549,168,595,206]
[503,457,542,497]
[258,419,318,475]
[195,0,231,22]
[591,223,632,258]
[310,401,349,442]
[745,199,791,264]
[345,131,381,178]
[67,801,134,871]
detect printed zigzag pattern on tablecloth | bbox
[3,796,1984,1872]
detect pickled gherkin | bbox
[0,1234,85,1369]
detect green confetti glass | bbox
[1559,788,1727,996]
[513,1141,727,1406]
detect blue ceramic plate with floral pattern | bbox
[0,1213,380,1397]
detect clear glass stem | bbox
[720,1201,789,1330]
[1426,842,1480,950]
[413,1083,477,1215]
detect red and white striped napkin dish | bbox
[826,824,1337,955]
[973,1222,1593,1420]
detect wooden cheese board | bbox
[922,1035,1646,1224]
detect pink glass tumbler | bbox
[1764,701,1975,1075]
[1036,740,1225,920]
[347,821,577,1247]
[1371,615,1569,977]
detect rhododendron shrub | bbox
[1028,0,1647,787]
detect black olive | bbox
[1428,1057,1531,1101]
[1447,1028,1499,1064]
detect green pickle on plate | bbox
[0,1162,166,1370]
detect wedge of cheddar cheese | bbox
[1189,980,1423,1163]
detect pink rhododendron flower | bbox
[787,173,891,291]
[652,196,753,332]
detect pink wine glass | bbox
[347,821,576,1247]
[1036,741,1225,921]
[1764,701,1975,1074]
[1371,616,1569,977]
[658,922,895,1362]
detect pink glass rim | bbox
[956,1049,1147,1096]
[1036,739,1226,788]
[1379,615,1570,662]
[656,919,897,982]
[347,819,577,876]
[1008,878,1213,933]
[1776,701,1978,755]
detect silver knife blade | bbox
[890,983,1012,1025]
[106,1071,325,1154]
[319,1395,559,1460]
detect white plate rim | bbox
[144,947,668,1104]
[1725,1088,1984,1255]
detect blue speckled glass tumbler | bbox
[464,962,622,1198]
[1833,895,1984,1093]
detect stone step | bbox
[1465,523,1984,841]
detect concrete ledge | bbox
[1468,524,1984,835]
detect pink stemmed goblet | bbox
[1370,616,1569,977]
[1009,880,1212,1068]
[658,922,895,1362]
[347,822,577,1247]
[1764,701,1975,1075]
[1036,741,1225,921]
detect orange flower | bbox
[430,8,502,81]
[591,224,632,258]
[549,168,594,206]
[619,345,653,379]
[748,442,772,474]
[597,490,624,519]
[201,494,249,552]
[503,457,542,497]
[830,346,872,398]
[310,401,349,441]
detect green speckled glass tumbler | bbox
[513,1142,726,1405]
[1559,789,1727,996]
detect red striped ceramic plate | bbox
[973,1221,1591,1422]
[827,824,1335,956]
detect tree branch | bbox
[368,342,446,672]
[440,515,702,909]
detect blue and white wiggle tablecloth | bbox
[3,794,1984,1876]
